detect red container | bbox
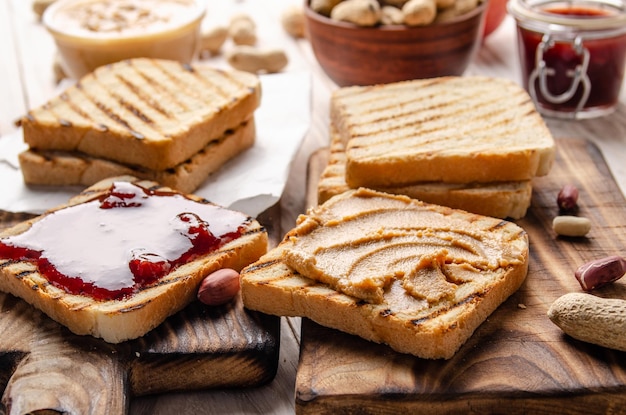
[508,0,626,119]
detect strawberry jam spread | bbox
[0,181,250,301]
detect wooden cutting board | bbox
[297,138,626,415]
[0,206,281,415]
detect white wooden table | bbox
[1,0,625,413]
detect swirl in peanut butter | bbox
[283,189,527,305]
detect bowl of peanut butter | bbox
[43,0,206,79]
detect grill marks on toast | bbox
[335,77,540,160]
[0,259,35,276]
[112,89,154,125]
[351,98,531,154]
[408,292,481,326]
[116,75,172,121]
[27,59,254,143]
[57,92,92,127]
[145,60,213,113]
[239,257,282,276]
[149,59,253,116]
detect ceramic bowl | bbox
[43,0,206,79]
[304,0,488,86]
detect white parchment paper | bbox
[0,71,311,217]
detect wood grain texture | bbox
[0,210,280,415]
[297,138,626,415]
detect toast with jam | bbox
[0,176,268,343]
[240,188,528,359]
[17,58,261,191]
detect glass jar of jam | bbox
[508,0,626,119]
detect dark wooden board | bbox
[0,205,281,415]
[297,138,626,415]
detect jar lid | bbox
[508,0,626,31]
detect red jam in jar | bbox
[508,0,626,119]
[0,181,251,301]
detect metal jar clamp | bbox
[528,34,591,115]
[508,0,626,119]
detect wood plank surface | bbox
[297,138,626,414]
[3,0,626,413]
[0,291,280,415]
[0,208,281,415]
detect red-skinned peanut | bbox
[557,184,579,211]
[574,255,626,292]
[197,268,241,306]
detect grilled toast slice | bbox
[0,176,268,343]
[18,118,255,193]
[331,76,555,188]
[241,188,528,359]
[318,126,532,219]
[19,58,261,171]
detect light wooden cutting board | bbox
[297,138,626,414]
[0,205,281,415]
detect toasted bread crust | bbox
[18,119,256,193]
[0,177,268,343]
[318,126,532,219]
[20,59,261,171]
[241,189,529,359]
[330,76,555,187]
[242,246,527,359]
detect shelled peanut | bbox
[552,216,591,237]
[552,184,591,237]
[314,0,482,26]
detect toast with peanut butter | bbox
[0,176,268,343]
[240,188,529,359]
[18,119,255,193]
[318,125,533,219]
[19,58,261,171]
[331,76,555,188]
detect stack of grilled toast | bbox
[241,188,530,359]
[240,76,553,360]
[17,58,261,193]
[317,76,556,219]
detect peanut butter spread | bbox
[283,188,528,304]
[51,0,198,36]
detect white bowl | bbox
[43,0,207,79]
